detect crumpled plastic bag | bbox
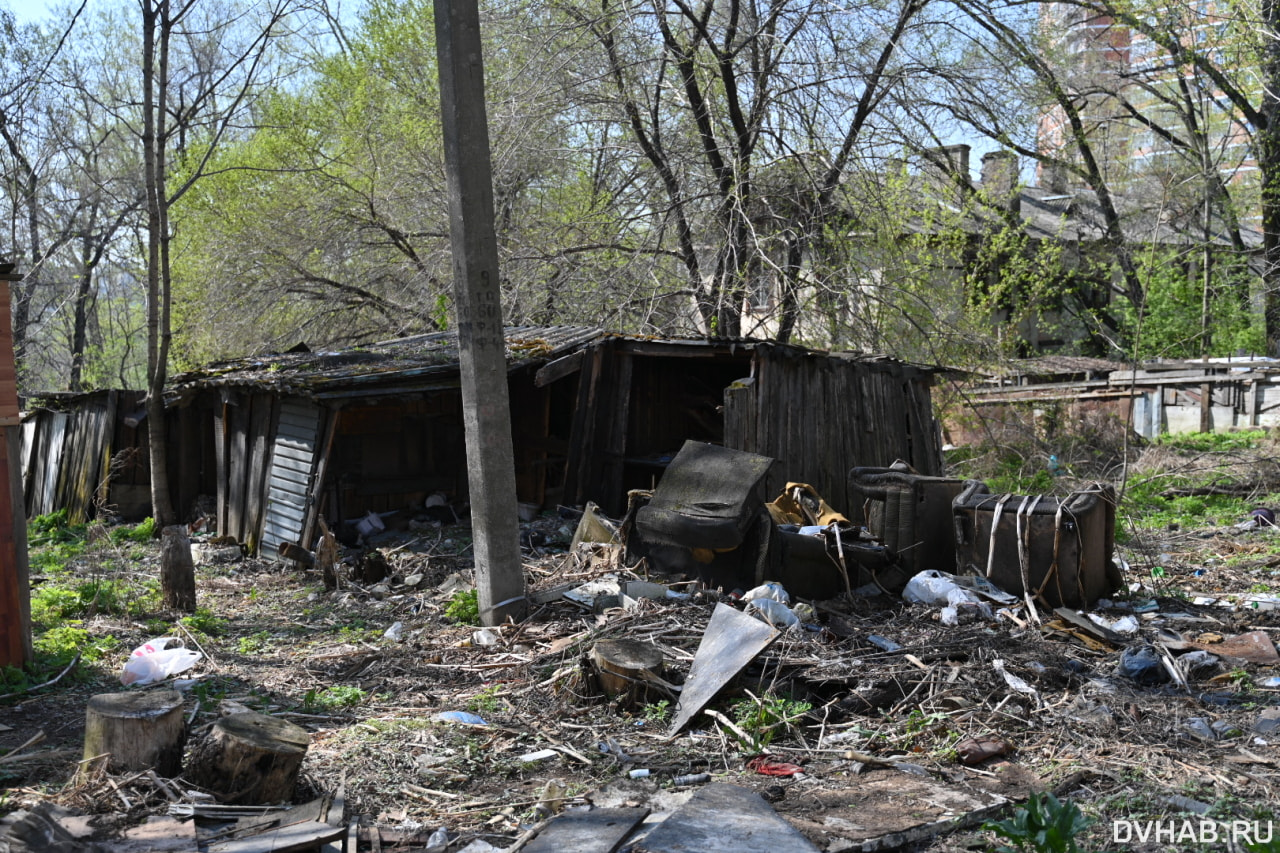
[746,597,800,630]
[120,637,203,686]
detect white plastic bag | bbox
[120,637,203,686]
[746,597,800,629]
[741,582,790,605]
[902,570,963,606]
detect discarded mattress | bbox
[951,480,1122,609]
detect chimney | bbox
[980,150,1019,210]
[1040,161,1069,194]
[924,144,971,183]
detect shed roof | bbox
[170,325,603,399]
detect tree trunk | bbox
[160,524,195,612]
[188,712,310,804]
[82,689,186,777]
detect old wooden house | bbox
[25,327,941,558]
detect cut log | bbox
[188,712,310,804]
[591,639,664,707]
[82,689,186,777]
[315,519,340,590]
[161,525,197,612]
[278,542,315,567]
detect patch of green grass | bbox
[302,685,367,712]
[642,699,671,723]
[237,631,271,655]
[110,517,156,544]
[444,588,480,625]
[32,624,118,665]
[27,510,87,547]
[181,607,228,637]
[1155,430,1267,453]
[29,578,158,629]
[466,684,504,715]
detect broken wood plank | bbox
[521,806,649,853]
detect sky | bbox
[5,0,58,24]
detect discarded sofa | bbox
[629,440,777,589]
[951,480,1122,608]
[848,464,967,579]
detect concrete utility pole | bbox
[434,0,526,626]
[0,266,31,666]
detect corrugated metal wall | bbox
[260,398,321,559]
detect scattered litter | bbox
[518,749,560,763]
[746,597,800,630]
[1254,708,1280,735]
[1118,645,1170,686]
[746,756,805,777]
[1177,650,1221,680]
[384,621,405,642]
[955,734,1013,765]
[669,604,779,735]
[866,634,903,652]
[1184,717,1216,742]
[629,768,651,779]
[435,711,488,726]
[992,658,1038,696]
[1088,613,1139,634]
[470,628,500,646]
[672,772,712,786]
[742,582,790,605]
[120,638,202,686]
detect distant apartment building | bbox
[1038,1,1257,214]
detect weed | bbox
[445,588,480,625]
[237,631,271,655]
[27,510,86,547]
[192,678,229,706]
[181,607,228,637]
[33,624,118,665]
[467,684,504,715]
[303,685,367,712]
[642,699,672,723]
[109,517,156,544]
[729,691,811,752]
[984,792,1094,853]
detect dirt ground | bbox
[3,502,1280,852]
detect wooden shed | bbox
[168,328,943,556]
[556,336,942,516]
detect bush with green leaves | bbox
[985,792,1094,853]
[181,607,228,637]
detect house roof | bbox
[170,325,603,399]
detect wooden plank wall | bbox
[217,392,280,549]
[20,393,124,523]
[727,347,941,514]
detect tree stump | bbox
[188,712,310,804]
[160,525,196,612]
[591,639,665,707]
[82,690,186,777]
